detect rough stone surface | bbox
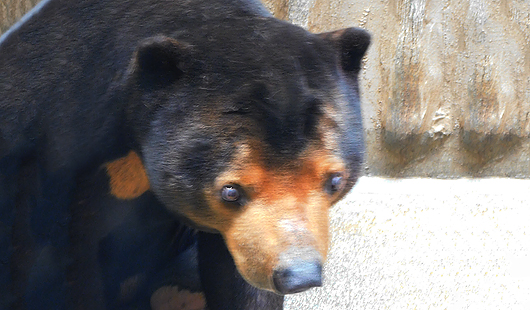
[277,0,530,178]
[0,0,39,33]
[286,177,530,309]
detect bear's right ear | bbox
[133,35,191,88]
[319,28,371,75]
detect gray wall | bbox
[264,0,530,178]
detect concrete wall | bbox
[0,0,39,33]
[263,0,530,178]
[3,0,530,177]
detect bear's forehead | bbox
[200,85,345,162]
[187,21,341,113]
[181,17,336,79]
[171,19,348,159]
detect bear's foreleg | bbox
[198,232,284,310]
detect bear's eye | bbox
[221,185,241,202]
[325,173,345,195]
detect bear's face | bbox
[125,21,370,294]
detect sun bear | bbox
[0,0,370,309]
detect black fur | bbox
[198,233,284,310]
[0,0,370,308]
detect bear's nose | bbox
[272,260,322,294]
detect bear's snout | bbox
[273,259,323,294]
[272,246,324,294]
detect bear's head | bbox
[123,18,370,294]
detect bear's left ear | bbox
[133,35,191,88]
[319,28,371,75]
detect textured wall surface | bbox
[285,177,530,310]
[0,0,39,33]
[2,0,529,177]
[264,0,530,178]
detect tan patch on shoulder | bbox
[151,286,206,310]
[105,151,150,199]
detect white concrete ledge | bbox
[286,177,530,310]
